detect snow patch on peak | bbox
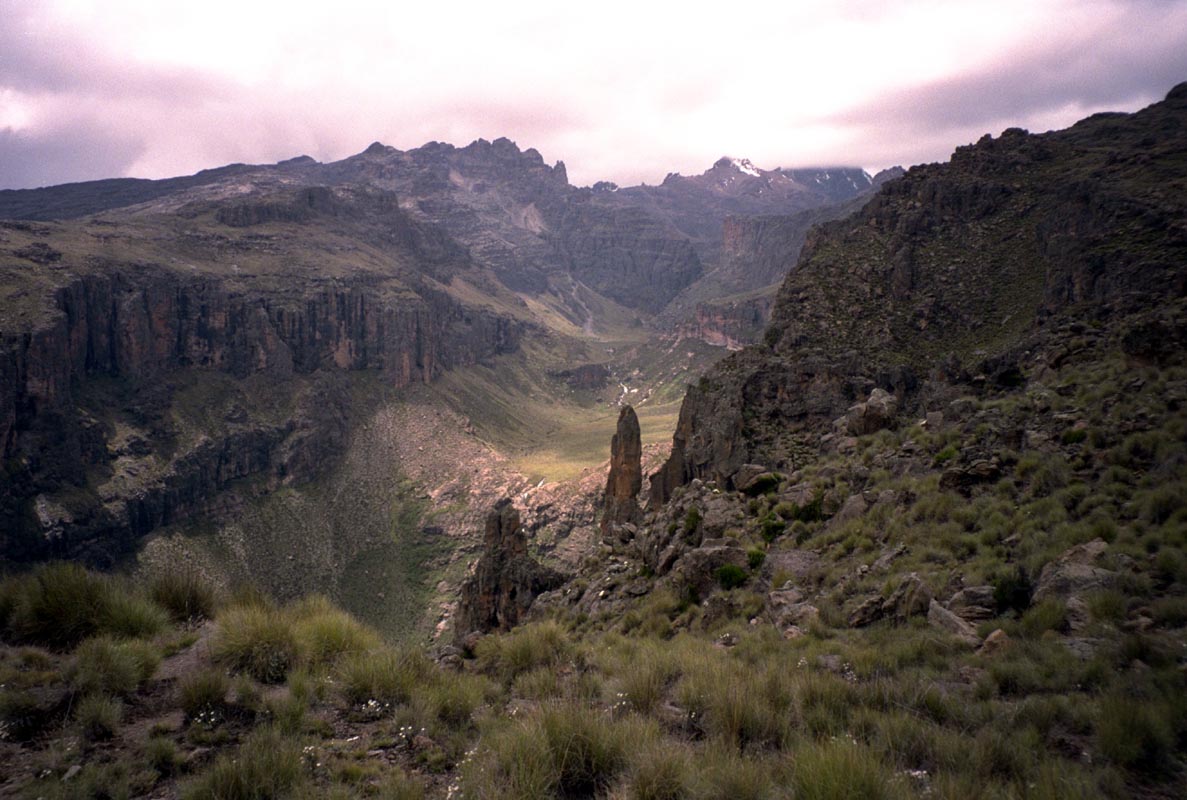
[730,158,761,177]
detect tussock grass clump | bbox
[475,620,576,682]
[338,648,432,708]
[182,726,307,800]
[145,735,181,776]
[0,689,60,742]
[693,746,777,799]
[75,693,122,741]
[213,603,300,684]
[1018,599,1068,637]
[618,646,680,715]
[375,771,426,800]
[1,563,166,649]
[148,568,219,622]
[426,672,492,727]
[213,592,389,684]
[289,595,380,664]
[179,669,230,718]
[99,588,170,639]
[792,738,907,800]
[465,702,640,799]
[1096,693,1176,773]
[675,652,792,750]
[0,564,169,650]
[623,739,691,800]
[68,636,159,697]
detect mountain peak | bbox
[712,156,762,177]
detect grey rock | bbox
[947,585,996,623]
[927,599,981,647]
[1034,539,1117,601]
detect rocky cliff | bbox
[0,205,523,563]
[653,83,1187,501]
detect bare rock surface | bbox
[601,405,644,543]
[454,499,566,639]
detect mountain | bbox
[1,86,1185,800]
[0,138,884,639]
[652,85,1187,500]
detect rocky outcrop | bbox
[1033,539,1118,602]
[849,574,932,627]
[600,405,643,544]
[0,263,522,563]
[946,585,997,624]
[455,499,566,638]
[927,599,981,647]
[838,388,899,436]
[551,363,610,391]
[653,84,1187,501]
[675,295,775,349]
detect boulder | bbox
[978,628,1011,657]
[939,457,1002,492]
[947,585,996,623]
[843,388,899,436]
[1033,539,1118,602]
[848,573,932,627]
[927,599,981,647]
[886,573,933,621]
[834,494,868,524]
[674,545,748,599]
[455,499,566,640]
[601,405,643,543]
[767,588,821,636]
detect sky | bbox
[1,0,1185,190]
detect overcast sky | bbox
[1,0,1184,190]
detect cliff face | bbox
[674,295,775,349]
[0,259,521,563]
[653,84,1187,501]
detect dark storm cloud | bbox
[0,125,145,190]
[0,3,238,189]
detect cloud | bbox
[815,0,1187,167]
[0,124,144,189]
[0,0,1184,190]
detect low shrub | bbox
[760,514,784,543]
[991,566,1032,614]
[715,564,748,590]
[742,474,781,497]
[747,548,766,570]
